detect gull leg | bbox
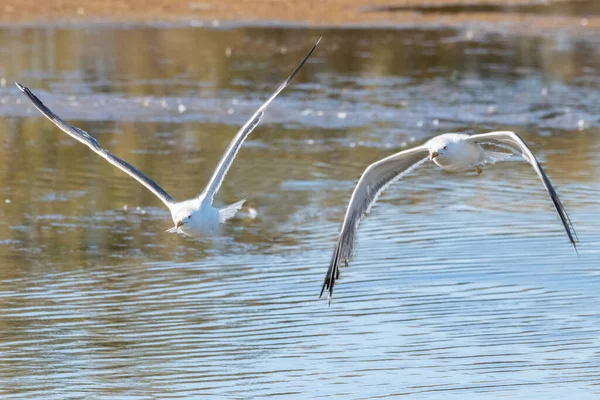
[476,166,483,175]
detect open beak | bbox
[176,220,184,228]
[429,151,439,160]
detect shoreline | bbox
[0,0,598,34]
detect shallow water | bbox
[0,26,599,399]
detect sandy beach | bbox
[0,0,598,32]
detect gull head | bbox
[427,140,452,161]
[165,215,192,234]
[426,133,476,171]
[173,212,192,230]
[426,133,469,160]
[167,204,198,234]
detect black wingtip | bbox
[15,82,32,98]
[320,239,344,304]
[567,226,578,255]
[15,82,39,104]
[540,167,579,256]
[319,279,327,298]
[563,221,578,256]
[319,271,332,302]
[284,37,322,86]
[14,82,56,121]
[569,224,579,247]
[319,278,334,307]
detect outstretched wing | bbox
[16,83,175,208]
[467,131,578,250]
[321,145,430,300]
[201,38,321,203]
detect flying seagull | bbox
[320,131,578,300]
[16,38,320,236]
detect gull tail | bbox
[219,199,246,223]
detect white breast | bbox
[180,205,221,236]
[433,140,481,172]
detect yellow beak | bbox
[429,151,439,160]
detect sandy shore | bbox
[0,0,598,33]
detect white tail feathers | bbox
[219,199,246,223]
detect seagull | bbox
[16,38,320,236]
[320,131,578,300]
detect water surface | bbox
[0,26,599,399]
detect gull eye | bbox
[187,215,192,219]
[443,146,447,150]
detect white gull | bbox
[321,131,578,299]
[16,38,320,237]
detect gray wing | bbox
[16,83,175,208]
[320,145,430,300]
[202,38,321,203]
[467,131,578,250]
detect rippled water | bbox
[0,26,599,399]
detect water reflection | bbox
[363,0,600,17]
[0,25,599,399]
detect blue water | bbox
[0,25,599,399]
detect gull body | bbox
[426,133,482,171]
[168,197,225,236]
[321,131,578,300]
[16,39,320,237]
